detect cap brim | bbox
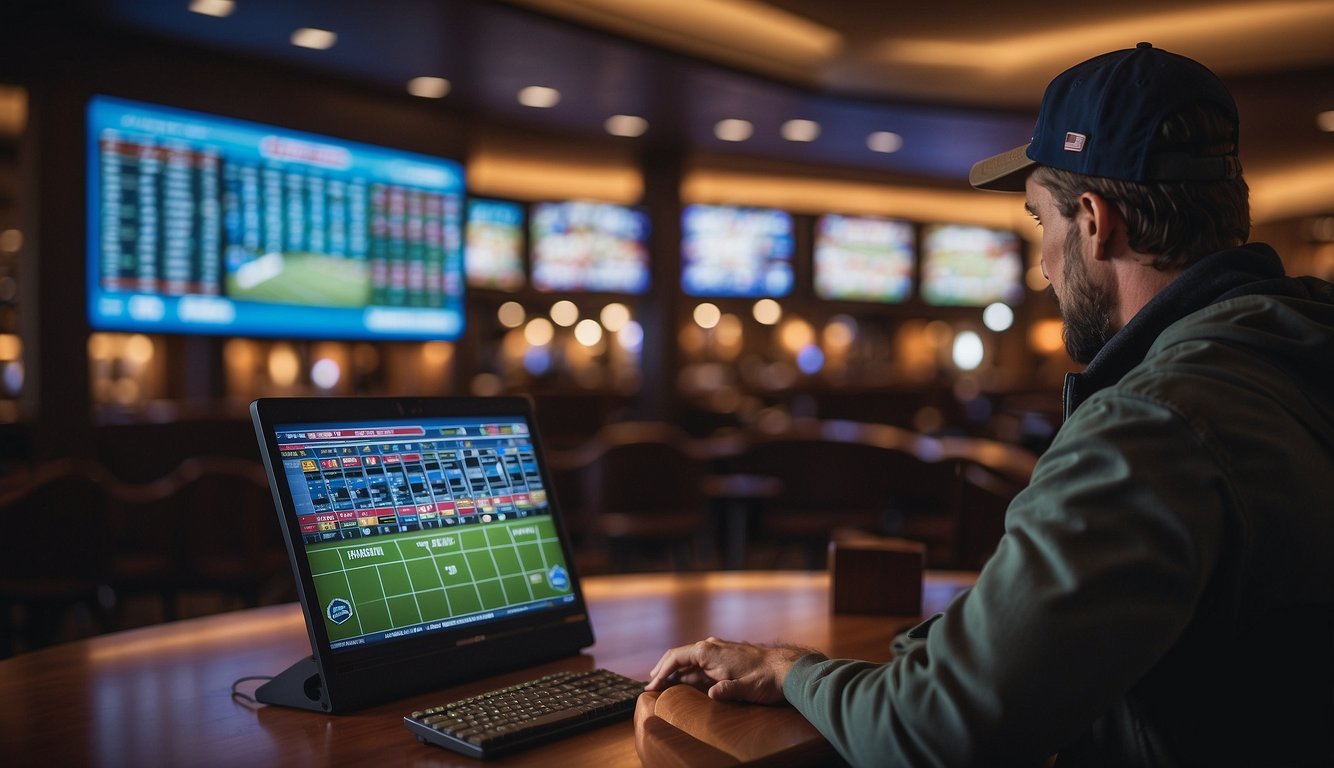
[969,143,1035,191]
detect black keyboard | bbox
[404,668,644,759]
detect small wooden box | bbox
[828,534,924,616]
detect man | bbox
[647,43,1334,766]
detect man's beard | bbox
[1055,225,1116,364]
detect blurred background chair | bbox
[952,461,1025,571]
[581,422,711,572]
[0,459,116,657]
[108,456,290,622]
[724,434,964,569]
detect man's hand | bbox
[645,636,814,704]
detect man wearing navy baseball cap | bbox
[648,44,1334,766]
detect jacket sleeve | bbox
[783,392,1229,766]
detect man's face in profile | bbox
[1026,176,1117,364]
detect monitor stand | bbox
[256,656,331,712]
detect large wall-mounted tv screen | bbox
[813,213,915,304]
[87,94,466,340]
[920,224,1024,306]
[529,200,650,294]
[681,204,793,298]
[464,197,526,291]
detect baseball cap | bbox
[969,42,1241,191]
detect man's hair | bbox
[1032,102,1251,271]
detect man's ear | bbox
[1079,191,1122,262]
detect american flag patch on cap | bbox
[1064,132,1086,152]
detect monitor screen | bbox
[529,201,650,294]
[270,414,572,652]
[464,198,526,291]
[813,213,915,303]
[87,94,466,340]
[681,204,793,297]
[250,396,596,713]
[920,224,1024,306]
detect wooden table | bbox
[0,571,974,767]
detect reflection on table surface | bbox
[0,570,976,767]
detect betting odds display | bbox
[86,95,467,340]
[274,417,574,650]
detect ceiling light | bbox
[714,118,753,142]
[605,114,648,137]
[407,77,450,99]
[189,0,234,17]
[518,86,561,108]
[780,119,820,142]
[1318,110,1334,132]
[867,131,903,153]
[291,28,337,50]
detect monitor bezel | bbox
[250,396,595,712]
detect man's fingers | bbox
[708,678,741,701]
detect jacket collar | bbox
[1062,243,1286,420]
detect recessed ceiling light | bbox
[189,0,234,17]
[1318,110,1334,132]
[291,27,337,50]
[407,77,451,99]
[715,118,753,142]
[605,114,648,137]
[517,86,560,108]
[867,131,903,153]
[780,119,820,142]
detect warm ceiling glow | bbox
[1318,110,1334,132]
[778,317,815,354]
[1026,265,1049,292]
[0,334,20,361]
[498,301,526,328]
[1249,158,1334,222]
[1029,318,1066,356]
[189,0,234,18]
[468,150,642,204]
[290,28,337,50]
[268,343,301,386]
[867,131,903,153]
[600,302,631,332]
[407,77,451,99]
[550,300,579,327]
[683,169,1032,235]
[875,2,1334,74]
[574,319,604,346]
[0,228,21,254]
[0,85,27,138]
[714,119,753,142]
[518,86,561,108]
[752,298,782,325]
[524,318,555,346]
[693,302,721,329]
[605,114,649,137]
[506,0,842,84]
[780,119,820,142]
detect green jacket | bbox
[785,244,1334,766]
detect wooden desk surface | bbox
[0,571,974,767]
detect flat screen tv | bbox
[813,213,915,303]
[529,200,650,294]
[681,204,793,297]
[87,94,466,340]
[464,198,526,291]
[920,224,1024,306]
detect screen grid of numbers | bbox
[276,419,573,650]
